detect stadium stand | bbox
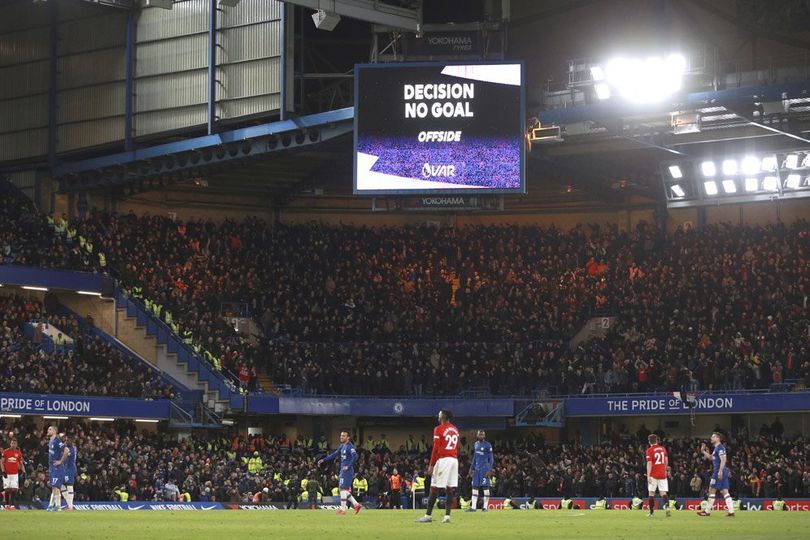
[5,204,806,397]
[0,295,176,399]
[1,420,806,505]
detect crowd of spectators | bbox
[3,175,810,397]
[2,419,807,506]
[0,294,176,399]
[68,212,809,396]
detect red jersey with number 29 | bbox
[646,444,668,479]
[430,423,460,465]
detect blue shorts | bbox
[63,474,76,487]
[710,471,730,491]
[472,470,491,488]
[339,473,354,490]
[49,469,63,489]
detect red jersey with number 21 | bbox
[646,444,668,479]
[430,423,460,465]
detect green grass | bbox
[3,509,809,539]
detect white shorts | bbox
[432,457,459,489]
[3,474,19,489]
[647,478,668,493]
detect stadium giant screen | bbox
[354,62,526,195]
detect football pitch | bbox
[3,510,810,540]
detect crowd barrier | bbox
[6,498,805,511]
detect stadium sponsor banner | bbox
[257,396,514,417]
[0,392,171,419]
[484,498,810,511]
[37,502,224,511]
[564,392,810,417]
[404,31,482,56]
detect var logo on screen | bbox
[354,62,525,195]
[422,163,456,178]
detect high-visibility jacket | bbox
[700,500,711,512]
[114,489,129,502]
[773,500,786,511]
[352,477,368,495]
[331,487,339,496]
[46,215,55,228]
[85,241,93,254]
[405,439,417,453]
[317,440,328,452]
[594,499,607,510]
[248,457,263,473]
[182,491,191,502]
[503,498,514,509]
[98,253,106,268]
[560,498,573,510]
[631,497,644,509]
[412,476,425,492]
[668,499,677,510]
[300,490,308,502]
[459,497,471,510]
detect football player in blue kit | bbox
[46,425,68,511]
[319,429,363,515]
[697,431,736,517]
[467,429,494,512]
[61,434,78,511]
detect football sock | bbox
[347,493,359,506]
[724,494,734,513]
[662,495,669,510]
[483,489,490,509]
[445,490,453,516]
[472,489,478,510]
[425,492,438,516]
[65,486,74,508]
[707,494,715,513]
[648,496,655,514]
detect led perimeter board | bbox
[354,61,526,195]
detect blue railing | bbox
[116,289,243,406]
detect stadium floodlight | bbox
[761,155,778,172]
[43,415,69,420]
[785,174,802,189]
[670,184,685,197]
[22,285,48,291]
[590,65,605,81]
[222,419,236,426]
[135,419,160,423]
[90,417,115,422]
[744,177,759,192]
[701,161,716,177]
[594,83,611,100]
[704,180,718,195]
[722,179,737,193]
[0,414,21,418]
[785,153,800,169]
[604,53,686,103]
[668,165,683,179]
[741,156,760,175]
[721,159,738,175]
[763,176,779,191]
[77,290,101,296]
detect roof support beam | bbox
[280,0,420,31]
